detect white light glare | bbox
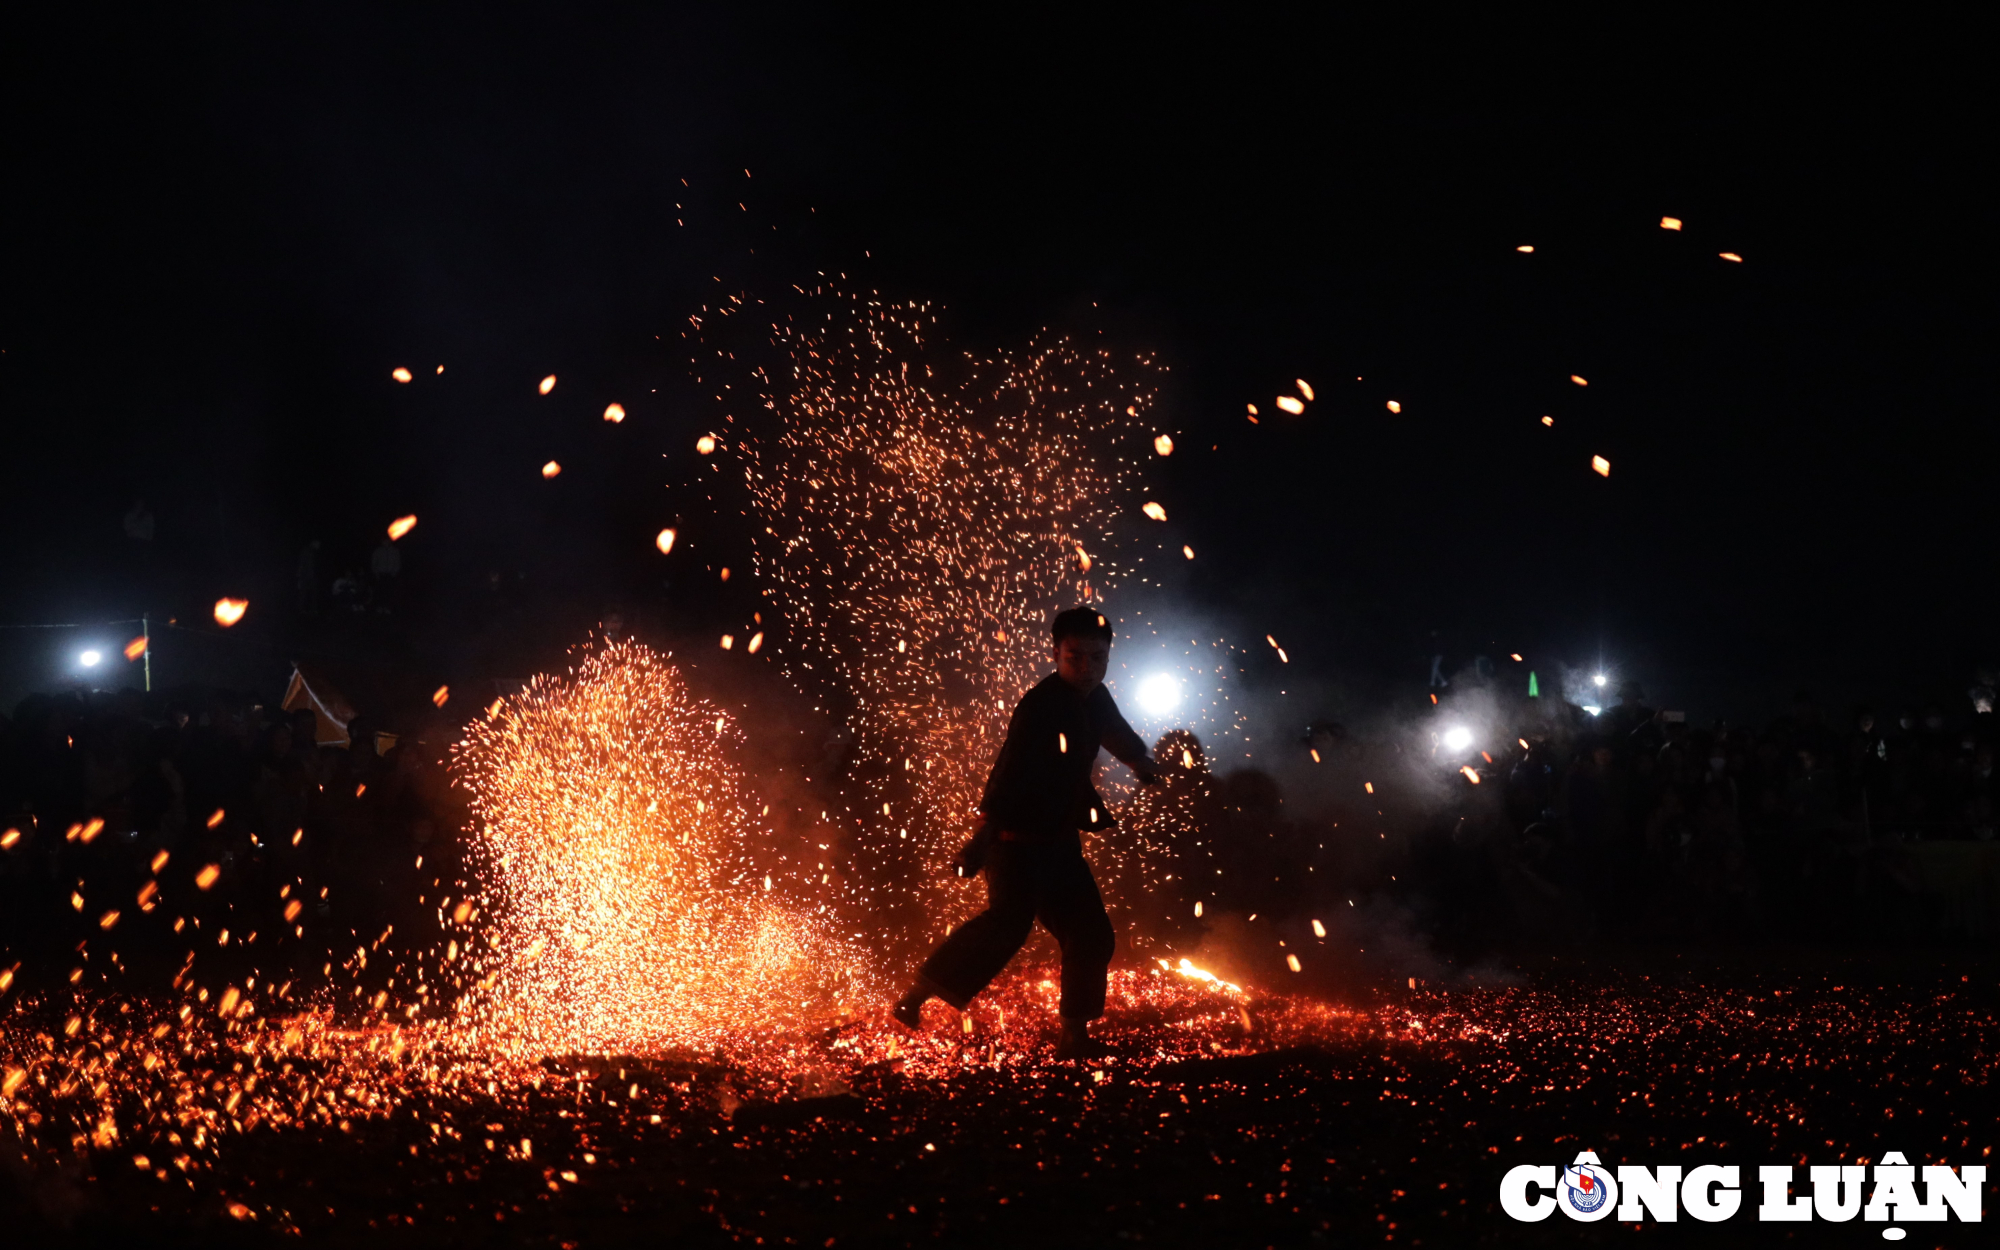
[1592,674,1607,687]
[1583,705,1602,717]
[1441,726,1473,752]
[79,650,102,667]
[1136,672,1183,717]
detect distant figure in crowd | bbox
[892,606,1160,1059]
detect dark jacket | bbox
[978,673,1151,840]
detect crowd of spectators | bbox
[0,684,464,987]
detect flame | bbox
[212,598,248,627]
[603,403,626,423]
[387,515,418,540]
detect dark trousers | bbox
[918,839,1116,1021]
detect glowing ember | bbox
[212,598,248,627]
[1570,374,1588,386]
[387,514,418,540]
[432,685,450,707]
[391,366,413,382]
[1296,379,1314,401]
[1592,455,1611,477]
[603,402,626,422]
[1182,545,1194,559]
[1154,434,1174,455]
[1541,415,1553,426]
[1719,251,1743,262]
[655,527,677,554]
[538,374,557,394]
[123,636,147,661]
[1386,400,1401,414]
[1516,244,1535,252]
[1274,395,1304,415]
[1142,501,1168,521]
[195,864,221,890]
[696,435,717,454]
[1661,216,1683,230]
[541,461,562,478]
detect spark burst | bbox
[452,639,872,1055]
[719,291,1166,949]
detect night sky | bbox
[4,10,1989,718]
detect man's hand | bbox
[1136,762,1165,786]
[952,816,992,878]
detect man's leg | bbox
[1037,849,1116,1049]
[896,842,1034,1025]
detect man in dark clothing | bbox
[893,606,1160,1058]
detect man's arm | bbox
[1094,687,1161,782]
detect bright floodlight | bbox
[79,649,102,667]
[1136,672,1182,717]
[1583,705,1602,717]
[1593,674,1607,687]
[1441,726,1473,752]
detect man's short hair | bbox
[1050,605,1113,645]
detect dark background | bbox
[3,8,1990,720]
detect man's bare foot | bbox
[891,990,929,1031]
[1053,1020,1113,1060]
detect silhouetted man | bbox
[893,606,1159,1058]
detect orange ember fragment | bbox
[213,597,248,627]
[747,632,764,654]
[1286,954,1302,972]
[1461,765,1481,784]
[207,808,225,829]
[1296,379,1315,401]
[138,881,158,909]
[655,528,677,554]
[1510,653,1522,661]
[1541,415,1554,426]
[1182,545,1194,559]
[196,864,221,890]
[603,403,626,423]
[1386,400,1402,414]
[81,818,104,843]
[391,367,413,383]
[124,636,147,661]
[1570,375,1588,386]
[99,910,119,929]
[1516,244,1535,253]
[1592,455,1611,477]
[1075,544,1093,572]
[1275,396,1305,415]
[696,435,717,454]
[542,461,562,478]
[1719,252,1743,262]
[1141,502,1167,522]
[1661,216,1683,230]
[719,567,730,582]
[1153,434,1173,456]
[538,374,557,395]
[150,850,168,872]
[0,829,17,850]
[720,635,734,650]
[432,685,450,708]
[387,514,418,540]
[1364,782,1374,794]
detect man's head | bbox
[1051,606,1113,693]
